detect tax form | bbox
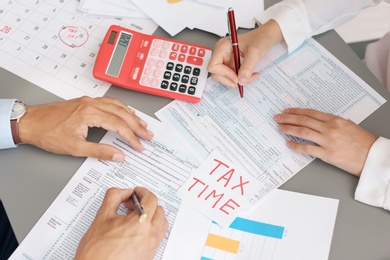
[9,110,199,260]
[156,38,386,201]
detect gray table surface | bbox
[1,5,390,260]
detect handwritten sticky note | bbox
[167,0,182,3]
[177,151,259,227]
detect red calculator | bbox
[93,25,212,103]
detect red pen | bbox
[227,7,243,98]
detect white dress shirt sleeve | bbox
[254,0,381,53]
[355,137,390,210]
[0,99,17,149]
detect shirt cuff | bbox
[0,99,17,149]
[254,0,311,53]
[355,137,390,210]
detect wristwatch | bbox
[10,100,27,144]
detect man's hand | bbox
[75,187,168,260]
[18,96,153,161]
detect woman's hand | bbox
[274,108,377,176]
[208,19,283,88]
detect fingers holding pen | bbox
[126,187,169,250]
[104,187,166,228]
[98,188,134,219]
[209,26,280,88]
[76,187,168,260]
[208,37,240,88]
[132,187,168,230]
[130,187,159,221]
[152,205,169,242]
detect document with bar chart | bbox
[163,189,338,260]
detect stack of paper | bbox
[79,0,264,36]
[79,0,148,19]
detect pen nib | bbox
[239,85,244,98]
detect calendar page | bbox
[0,0,158,100]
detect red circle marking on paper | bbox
[58,26,89,48]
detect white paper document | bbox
[163,189,339,260]
[156,38,386,202]
[10,111,199,260]
[0,0,158,100]
[79,0,148,19]
[130,0,264,37]
[177,151,260,227]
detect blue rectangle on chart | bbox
[200,257,213,260]
[229,217,284,239]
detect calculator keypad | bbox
[140,39,206,96]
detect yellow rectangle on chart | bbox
[167,0,182,3]
[205,233,240,254]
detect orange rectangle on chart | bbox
[205,233,240,254]
[167,0,182,3]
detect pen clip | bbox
[227,11,232,43]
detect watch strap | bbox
[11,119,22,144]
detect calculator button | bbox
[198,49,206,57]
[190,77,198,85]
[193,68,201,76]
[181,75,189,83]
[187,56,203,66]
[144,39,210,98]
[169,52,177,60]
[163,71,172,79]
[175,64,183,72]
[184,66,192,74]
[180,45,188,53]
[172,43,180,51]
[170,82,178,91]
[147,58,156,67]
[189,47,197,55]
[179,84,187,93]
[188,86,196,95]
[166,62,174,70]
[156,60,165,68]
[144,67,153,76]
[161,80,169,89]
[150,78,159,87]
[162,41,170,49]
[153,69,162,78]
[141,76,150,85]
[178,54,186,62]
[172,73,180,81]
[159,50,168,58]
[153,40,162,48]
[151,48,159,56]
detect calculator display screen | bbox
[106,31,132,77]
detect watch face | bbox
[11,101,26,120]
